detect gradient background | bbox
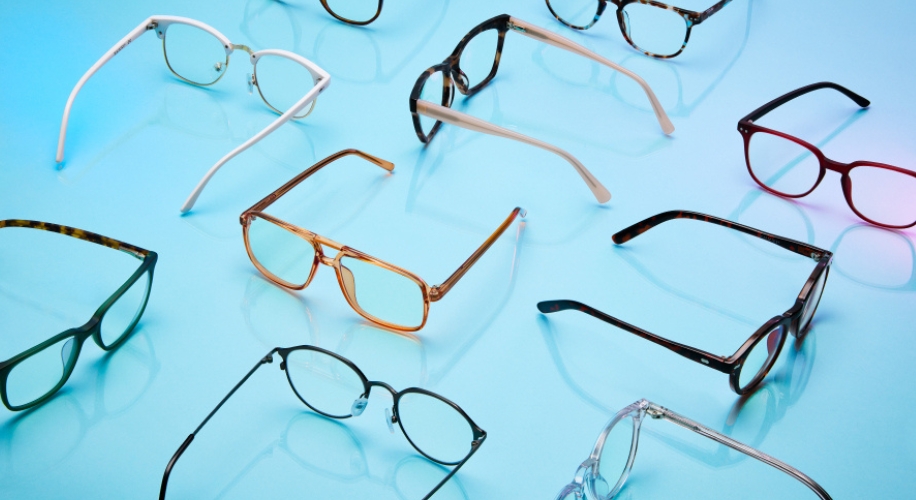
[1,0,914,498]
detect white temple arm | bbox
[57,17,158,164]
[416,100,611,203]
[180,50,330,213]
[507,17,675,136]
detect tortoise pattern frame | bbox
[538,210,832,395]
[738,81,916,229]
[545,0,734,58]
[409,14,674,205]
[240,149,526,332]
[159,345,486,500]
[0,220,157,411]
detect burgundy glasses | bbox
[738,81,916,229]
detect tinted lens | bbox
[246,216,317,288]
[848,165,916,227]
[458,29,499,89]
[5,337,77,409]
[747,131,822,196]
[99,270,151,348]
[621,3,688,57]
[799,270,827,333]
[396,391,474,464]
[339,256,425,329]
[738,325,784,391]
[547,0,600,28]
[323,0,381,23]
[254,54,317,118]
[163,23,228,85]
[417,70,450,138]
[593,414,636,499]
[284,348,366,418]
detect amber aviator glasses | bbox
[240,149,526,332]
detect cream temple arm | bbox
[507,17,675,135]
[180,50,329,213]
[415,100,611,203]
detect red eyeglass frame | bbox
[737,81,916,229]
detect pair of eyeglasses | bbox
[0,220,156,411]
[738,82,916,229]
[240,149,526,331]
[57,15,330,213]
[557,399,832,499]
[546,0,735,58]
[159,345,486,500]
[409,14,674,204]
[539,210,831,395]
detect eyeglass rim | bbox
[242,212,432,332]
[276,345,484,465]
[319,0,384,26]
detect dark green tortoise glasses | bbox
[0,220,157,411]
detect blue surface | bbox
[1,0,915,497]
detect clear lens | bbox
[417,70,450,138]
[396,391,473,464]
[621,3,688,57]
[547,0,601,28]
[738,325,784,390]
[848,165,916,227]
[323,0,381,23]
[5,337,77,408]
[747,131,822,196]
[163,23,228,85]
[99,271,150,347]
[254,54,317,118]
[458,29,498,89]
[593,413,636,499]
[798,270,827,333]
[338,256,425,329]
[284,348,366,418]
[246,216,317,288]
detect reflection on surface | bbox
[212,412,468,499]
[0,330,159,474]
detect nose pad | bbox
[456,70,470,91]
[590,473,610,498]
[214,61,224,74]
[384,408,396,434]
[351,396,368,416]
[61,338,75,367]
[623,10,632,37]
[247,73,255,95]
[339,264,357,299]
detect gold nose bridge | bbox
[231,43,254,56]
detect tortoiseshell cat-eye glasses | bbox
[545,0,735,58]
[409,14,674,205]
[240,149,526,332]
[0,220,156,411]
[538,210,831,395]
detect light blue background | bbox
[1,0,914,497]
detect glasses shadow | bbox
[0,328,159,474]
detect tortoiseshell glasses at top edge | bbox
[738,81,916,229]
[538,210,831,395]
[0,220,156,411]
[240,149,526,332]
[545,0,735,58]
[159,345,486,500]
[410,14,675,205]
[557,399,832,499]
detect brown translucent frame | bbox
[240,149,525,332]
[738,81,916,229]
[319,0,383,26]
[538,210,832,395]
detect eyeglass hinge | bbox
[147,21,157,30]
[428,286,442,301]
[646,407,664,419]
[508,22,526,33]
[810,252,819,261]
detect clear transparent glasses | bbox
[539,210,831,395]
[739,82,916,229]
[57,15,330,213]
[241,149,525,332]
[545,0,735,58]
[557,399,832,499]
[0,220,156,411]
[159,345,485,500]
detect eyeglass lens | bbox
[323,0,381,24]
[847,165,916,227]
[620,3,688,57]
[253,55,317,118]
[547,0,600,29]
[458,29,500,90]
[99,271,151,348]
[737,324,784,391]
[338,256,425,329]
[746,131,821,196]
[5,336,77,409]
[246,215,317,288]
[163,24,228,85]
[592,413,636,499]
